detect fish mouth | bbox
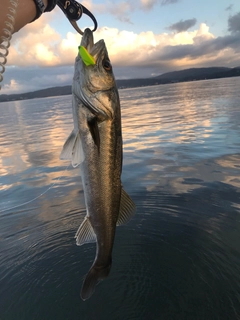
[80,28,105,58]
[81,28,94,52]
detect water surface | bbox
[0,77,240,319]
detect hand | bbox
[0,0,48,41]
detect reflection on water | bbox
[0,77,240,319]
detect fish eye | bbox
[103,60,112,71]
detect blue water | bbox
[0,77,240,319]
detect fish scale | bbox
[60,28,136,300]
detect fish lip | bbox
[80,28,105,58]
[81,28,94,52]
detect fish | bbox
[60,28,136,301]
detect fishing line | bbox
[0,163,72,214]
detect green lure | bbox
[78,46,95,66]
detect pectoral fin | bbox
[75,216,96,246]
[87,118,100,153]
[60,130,84,168]
[117,188,136,226]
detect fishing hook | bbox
[57,0,98,35]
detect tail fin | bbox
[81,263,112,301]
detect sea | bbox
[0,77,240,320]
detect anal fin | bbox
[75,216,96,246]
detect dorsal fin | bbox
[117,188,136,226]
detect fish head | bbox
[73,28,118,119]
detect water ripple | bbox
[1,78,240,319]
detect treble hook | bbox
[57,0,98,35]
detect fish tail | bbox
[81,262,112,301]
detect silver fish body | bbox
[61,29,135,300]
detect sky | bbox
[1,0,240,94]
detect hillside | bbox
[155,67,231,80]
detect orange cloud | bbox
[5,14,240,76]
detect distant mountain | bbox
[154,67,232,81]
[0,86,72,102]
[1,66,240,102]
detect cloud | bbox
[228,11,240,33]
[6,20,240,70]
[80,0,134,22]
[225,4,233,11]
[2,11,240,94]
[141,0,180,10]
[140,0,158,10]
[83,0,179,17]
[161,0,179,4]
[2,66,74,94]
[88,23,219,70]
[8,15,63,66]
[108,2,134,23]
[159,23,240,60]
[167,18,197,33]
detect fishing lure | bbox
[78,46,95,66]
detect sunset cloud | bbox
[9,16,61,66]
[228,11,240,33]
[8,20,218,69]
[140,0,158,10]
[167,18,197,33]
[140,0,180,8]
[2,8,240,94]
[77,0,180,19]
